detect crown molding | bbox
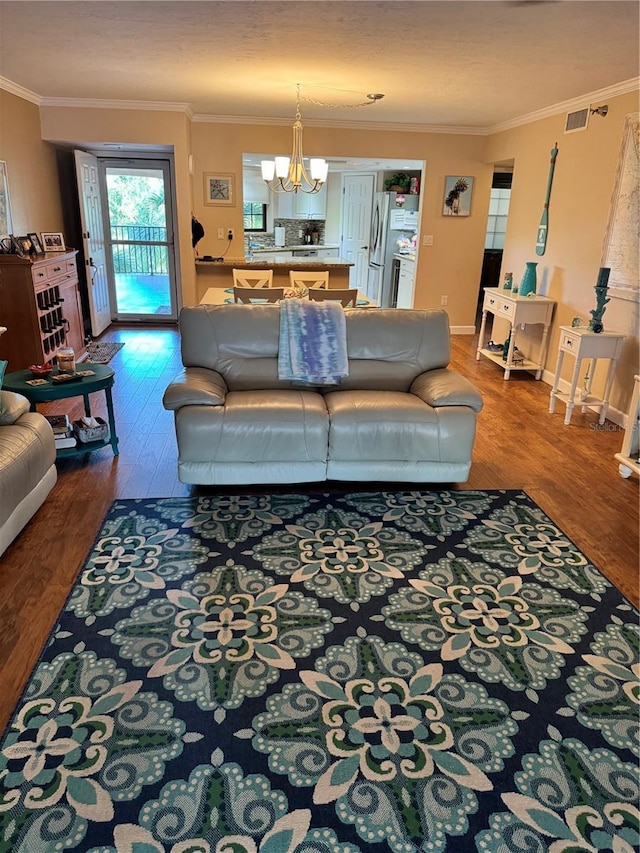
[3,75,638,136]
[38,96,194,118]
[487,76,640,134]
[0,75,41,105]
[191,112,486,135]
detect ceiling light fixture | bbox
[261,84,328,195]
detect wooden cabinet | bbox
[0,250,86,372]
[272,184,327,220]
[294,184,327,219]
[396,257,416,308]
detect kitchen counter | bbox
[195,256,354,301]
[246,244,340,253]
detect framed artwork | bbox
[27,232,45,254]
[0,161,13,236]
[16,235,33,255]
[204,172,235,206]
[41,231,66,251]
[442,176,474,216]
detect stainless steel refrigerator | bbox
[368,192,419,307]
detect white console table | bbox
[476,288,555,380]
[614,374,640,478]
[549,325,625,425]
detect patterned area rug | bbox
[1,491,638,853]
[85,341,125,363]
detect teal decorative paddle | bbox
[535,142,558,256]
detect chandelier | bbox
[261,84,328,195]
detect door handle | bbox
[361,245,368,249]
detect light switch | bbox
[423,235,434,246]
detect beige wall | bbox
[486,90,639,414]
[2,88,638,415]
[190,119,492,325]
[0,90,64,236]
[39,105,195,306]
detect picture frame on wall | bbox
[0,161,13,236]
[41,231,66,251]
[204,173,235,206]
[442,176,474,216]
[27,232,45,254]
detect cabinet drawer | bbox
[484,291,500,311]
[559,329,580,353]
[31,266,49,285]
[496,299,515,319]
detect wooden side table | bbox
[549,326,625,425]
[3,363,119,456]
[476,288,555,380]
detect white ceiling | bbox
[0,1,638,131]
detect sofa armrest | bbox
[163,367,227,411]
[0,391,31,426]
[411,368,483,413]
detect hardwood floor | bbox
[0,322,637,731]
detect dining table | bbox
[199,287,377,308]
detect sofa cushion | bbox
[324,390,441,462]
[0,390,31,426]
[178,305,451,392]
[175,389,329,464]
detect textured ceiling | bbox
[0,1,638,130]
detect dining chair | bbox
[308,288,358,308]
[233,287,284,304]
[289,270,329,290]
[232,268,274,288]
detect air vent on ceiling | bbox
[565,108,589,134]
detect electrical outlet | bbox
[227,229,234,240]
[217,228,224,239]
[440,295,448,306]
[423,235,434,246]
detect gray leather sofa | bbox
[0,391,57,556]
[163,304,483,485]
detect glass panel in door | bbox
[103,159,178,321]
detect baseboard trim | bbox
[451,325,476,335]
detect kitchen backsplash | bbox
[245,219,326,250]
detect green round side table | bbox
[3,363,119,457]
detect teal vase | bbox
[519,261,538,297]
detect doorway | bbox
[100,159,178,322]
[475,169,513,326]
[341,173,375,292]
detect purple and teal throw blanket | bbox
[0,489,638,852]
[278,297,349,385]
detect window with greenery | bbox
[243,202,267,232]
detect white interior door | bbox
[341,174,375,292]
[74,150,112,337]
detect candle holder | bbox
[588,267,611,333]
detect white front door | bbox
[74,150,112,337]
[341,174,375,293]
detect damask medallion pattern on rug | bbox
[0,490,637,853]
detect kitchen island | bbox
[195,256,354,300]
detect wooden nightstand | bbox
[549,325,625,425]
